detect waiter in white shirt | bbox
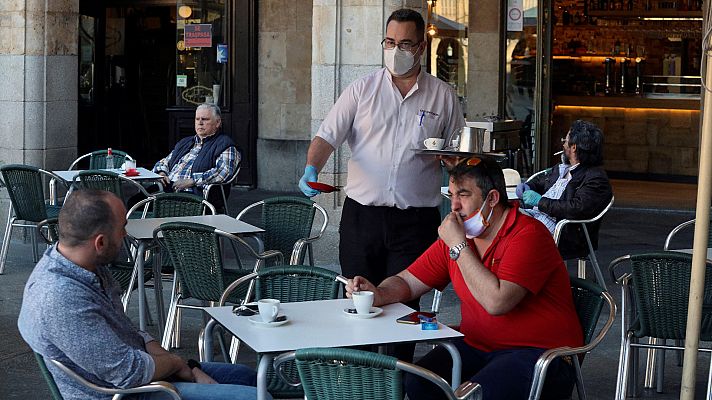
[298,8,465,359]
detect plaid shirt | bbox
[153,135,240,188]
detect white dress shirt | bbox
[317,68,465,209]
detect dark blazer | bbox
[527,164,613,259]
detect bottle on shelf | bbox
[604,58,617,95]
[620,58,630,93]
[106,148,115,169]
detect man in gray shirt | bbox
[18,189,263,400]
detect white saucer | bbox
[248,315,289,327]
[342,307,383,319]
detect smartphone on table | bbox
[396,311,437,324]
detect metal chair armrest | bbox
[608,255,632,284]
[272,351,302,388]
[397,360,469,400]
[214,229,284,264]
[235,201,264,221]
[552,195,614,244]
[49,359,181,399]
[454,380,483,400]
[126,196,156,219]
[663,219,696,250]
[218,272,258,306]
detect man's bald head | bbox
[58,190,121,247]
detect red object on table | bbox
[124,169,140,177]
[306,181,339,193]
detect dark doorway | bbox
[79,2,175,166]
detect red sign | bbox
[184,24,212,48]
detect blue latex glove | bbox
[515,183,530,198]
[298,165,320,197]
[522,190,542,208]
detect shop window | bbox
[175,0,228,108]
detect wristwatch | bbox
[449,241,468,261]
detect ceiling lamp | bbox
[178,5,192,19]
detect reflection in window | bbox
[175,0,228,107]
[79,15,96,105]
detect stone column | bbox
[310,0,425,220]
[0,0,79,208]
[467,0,501,118]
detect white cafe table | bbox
[49,168,163,203]
[204,298,464,400]
[126,214,264,331]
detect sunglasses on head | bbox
[458,157,482,167]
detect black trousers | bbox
[339,197,441,361]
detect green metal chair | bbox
[154,221,283,350]
[272,347,482,400]
[236,196,328,265]
[0,164,68,274]
[202,166,240,215]
[68,149,134,170]
[72,169,151,209]
[33,351,181,399]
[528,277,616,400]
[609,252,712,399]
[201,265,347,398]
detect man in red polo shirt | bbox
[346,157,583,399]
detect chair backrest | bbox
[34,352,64,400]
[629,252,712,341]
[238,196,319,260]
[73,169,149,203]
[155,222,229,302]
[294,347,404,400]
[69,149,133,170]
[570,277,606,344]
[253,265,343,303]
[203,166,240,214]
[153,192,216,217]
[0,164,51,222]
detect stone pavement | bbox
[1,186,711,399]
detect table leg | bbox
[153,248,166,335]
[136,241,147,331]
[436,340,462,389]
[256,353,273,400]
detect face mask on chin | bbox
[463,198,494,239]
[384,47,417,77]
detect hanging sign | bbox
[184,24,212,48]
[176,75,187,87]
[507,0,524,32]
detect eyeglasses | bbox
[381,39,422,52]
[457,157,482,167]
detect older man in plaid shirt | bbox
[152,103,240,210]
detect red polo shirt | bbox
[408,206,583,352]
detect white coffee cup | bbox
[352,291,374,315]
[423,137,445,150]
[258,299,280,322]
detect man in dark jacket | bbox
[516,120,612,259]
[152,103,240,210]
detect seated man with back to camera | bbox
[516,119,613,259]
[346,157,583,400]
[152,103,240,211]
[18,189,265,400]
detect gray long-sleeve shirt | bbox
[18,246,155,400]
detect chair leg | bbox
[228,335,242,364]
[582,227,607,290]
[431,289,443,313]
[573,357,586,400]
[171,307,182,349]
[616,332,633,400]
[656,343,665,393]
[644,338,658,389]
[30,227,39,262]
[161,296,180,350]
[0,211,16,274]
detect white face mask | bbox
[463,200,494,239]
[384,47,417,77]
